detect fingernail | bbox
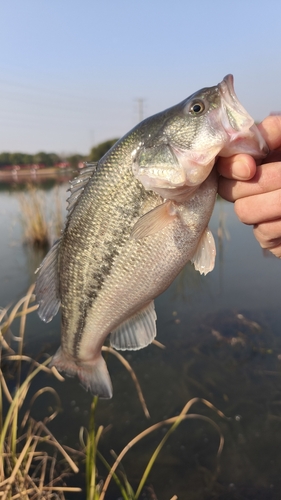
[232,159,251,180]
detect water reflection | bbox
[0,170,75,189]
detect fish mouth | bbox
[219,74,269,158]
[219,74,255,132]
[220,74,247,119]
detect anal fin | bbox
[110,301,157,350]
[191,227,216,275]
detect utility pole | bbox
[136,98,144,122]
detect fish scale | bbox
[59,137,160,357]
[35,75,268,397]
[79,173,218,353]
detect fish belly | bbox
[76,172,218,361]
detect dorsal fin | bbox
[66,162,97,215]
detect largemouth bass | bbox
[35,75,268,398]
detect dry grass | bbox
[0,286,228,499]
[17,185,64,248]
[0,285,81,499]
[97,396,227,500]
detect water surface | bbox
[1,178,281,500]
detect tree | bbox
[88,139,119,163]
[48,153,61,165]
[66,154,86,169]
[22,154,33,165]
[33,152,58,166]
[0,152,12,166]
[10,153,26,165]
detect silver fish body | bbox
[35,75,268,398]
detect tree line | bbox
[0,138,119,169]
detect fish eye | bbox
[190,101,205,115]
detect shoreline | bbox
[0,167,74,177]
[0,167,76,183]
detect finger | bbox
[258,115,281,151]
[262,150,281,164]
[267,245,281,258]
[218,162,281,202]
[216,154,256,180]
[234,189,281,225]
[253,220,281,258]
[253,219,281,248]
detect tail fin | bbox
[50,347,113,399]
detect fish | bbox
[35,74,268,398]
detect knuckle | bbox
[253,222,281,249]
[234,199,249,223]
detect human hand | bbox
[217,116,281,258]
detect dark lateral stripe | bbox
[67,174,152,358]
[71,245,122,356]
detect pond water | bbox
[1,176,281,500]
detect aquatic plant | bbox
[0,285,82,499]
[0,287,227,499]
[17,184,64,249]
[87,397,226,500]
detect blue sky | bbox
[1,0,281,155]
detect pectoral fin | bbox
[110,301,157,350]
[191,227,216,275]
[131,201,177,239]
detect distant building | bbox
[55,161,70,169]
[0,162,70,171]
[0,163,42,171]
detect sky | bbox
[1,0,281,156]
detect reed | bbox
[0,287,228,499]
[17,184,64,249]
[84,396,227,500]
[0,285,81,499]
